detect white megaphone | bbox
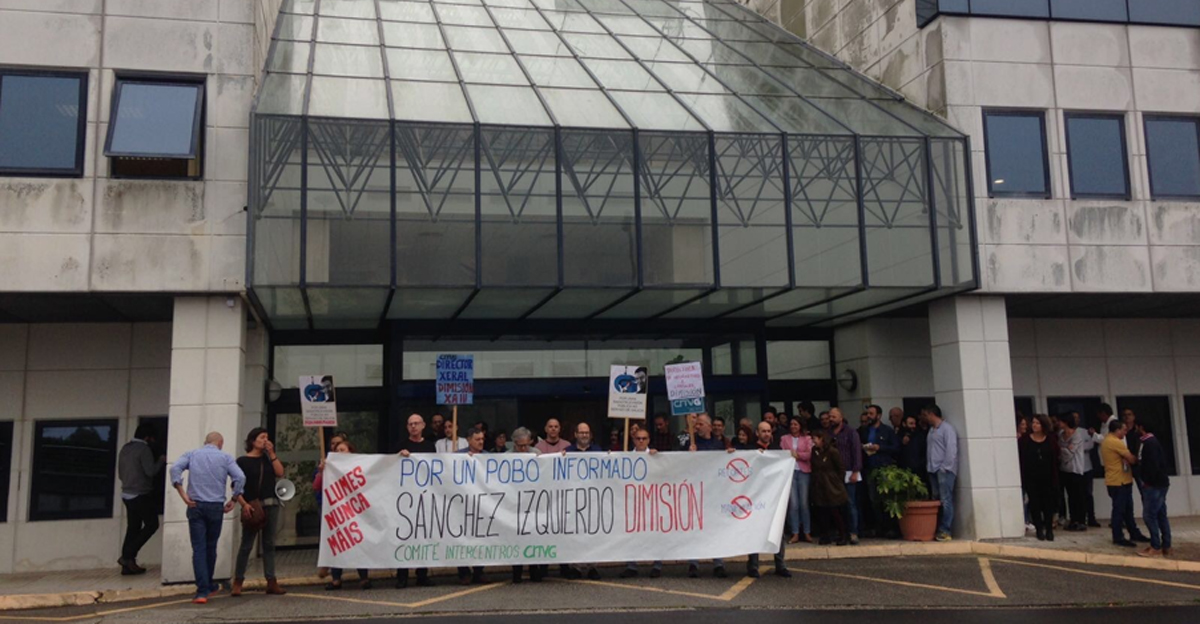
[275,479,296,504]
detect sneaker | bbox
[619,568,638,579]
[1132,534,1151,544]
[649,568,662,579]
[1025,523,1036,533]
[935,533,952,542]
[324,582,342,591]
[713,566,727,578]
[1066,523,1086,532]
[1114,539,1137,547]
[395,575,408,589]
[359,580,373,590]
[687,564,699,578]
[192,596,208,605]
[849,534,859,545]
[1137,547,1163,558]
[774,567,792,578]
[1088,520,1102,528]
[747,568,760,579]
[586,568,600,581]
[416,576,434,587]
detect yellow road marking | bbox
[288,580,503,609]
[552,574,758,602]
[0,597,196,622]
[787,557,1006,599]
[992,558,1200,591]
[979,558,1005,598]
[716,576,757,601]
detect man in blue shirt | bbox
[170,432,248,604]
[923,404,958,542]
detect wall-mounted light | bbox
[837,369,858,392]
[266,378,283,403]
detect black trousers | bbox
[121,495,160,562]
[1060,471,1087,525]
[1027,484,1056,533]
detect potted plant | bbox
[872,465,940,542]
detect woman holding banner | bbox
[317,441,372,590]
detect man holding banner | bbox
[317,429,792,581]
[396,413,436,588]
[687,414,729,579]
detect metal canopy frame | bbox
[247,0,978,331]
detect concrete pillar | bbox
[928,295,1024,540]
[161,296,253,584]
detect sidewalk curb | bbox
[0,541,1195,612]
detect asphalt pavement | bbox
[4,555,1200,623]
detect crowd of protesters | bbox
[1016,404,1172,557]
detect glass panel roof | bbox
[260,0,962,136]
[250,0,973,331]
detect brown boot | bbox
[231,579,243,597]
[265,578,287,595]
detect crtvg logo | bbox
[717,457,752,483]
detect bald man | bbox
[170,432,248,604]
[535,418,570,454]
[397,414,436,587]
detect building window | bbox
[971,0,1049,18]
[0,422,12,523]
[0,70,87,177]
[983,110,1051,198]
[1145,116,1200,199]
[30,419,119,521]
[1014,396,1035,420]
[1129,0,1200,27]
[104,76,205,179]
[1117,396,1176,476]
[1051,0,1128,22]
[1065,113,1130,199]
[1185,396,1200,475]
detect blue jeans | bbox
[1141,485,1171,550]
[930,470,956,536]
[187,503,225,597]
[788,471,812,536]
[1107,483,1136,543]
[844,481,859,535]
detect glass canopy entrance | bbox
[247,0,977,330]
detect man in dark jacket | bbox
[117,423,165,575]
[827,408,863,544]
[1135,421,1172,557]
[858,404,900,538]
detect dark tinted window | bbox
[1145,117,1200,199]
[105,80,204,158]
[1129,0,1200,26]
[0,422,12,523]
[971,0,1049,18]
[983,110,1050,197]
[1118,396,1176,475]
[0,72,86,175]
[1065,114,1129,198]
[1185,396,1200,475]
[30,420,119,521]
[1014,396,1035,421]
[1051,0,1128,21]
[903,396,935,419]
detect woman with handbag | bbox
[232,427,286,597]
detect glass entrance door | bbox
[272,410,381,547]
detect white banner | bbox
[317,450,792,569]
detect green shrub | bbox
[870,465,929,519]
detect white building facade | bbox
[749,0,1200,538]
[0,0,1198,583]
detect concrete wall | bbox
[835,315,1200,518]
[758,1,1200,295]
[0,322,171,574]
[0,0,280,294]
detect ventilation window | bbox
[104,77,205,179]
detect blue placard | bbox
[436,354,474,405]
[670,397,704,416]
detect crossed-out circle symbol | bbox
[725,457,751,483]
[730,495,753,520]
